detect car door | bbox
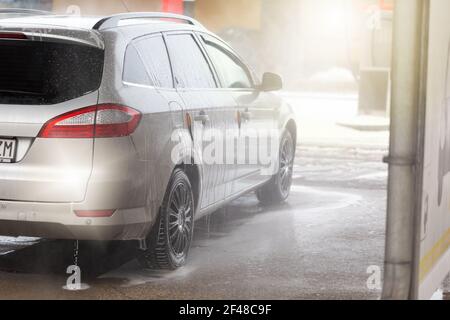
[131,33,186,132]
[121,33,186,206]
[199,34,277,194]
[164,32,237,211]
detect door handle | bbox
[194,113,210,124]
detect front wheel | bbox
[256,130,295,206]
[138,169,194,270]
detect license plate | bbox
[0,138,16,163]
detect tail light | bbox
[38,104,141,138]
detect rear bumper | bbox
[0,200,152,241]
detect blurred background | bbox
[1,0,392,97]
[0,0,395,299]
[0,0,393,141]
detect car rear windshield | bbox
[0,40,104,105]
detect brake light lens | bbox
[38,104,141,138]
[0,32,28,40]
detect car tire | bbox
[138,169,194,270]
[256,130,295,206]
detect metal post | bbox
[382,0,427,300]
[184,0,196,17]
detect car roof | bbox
[0,13,209,48]
[0,13,204,32]
[0,15,103,29]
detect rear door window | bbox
[165,33,216,89]
[133,35,173,88]
[0,40,104,105]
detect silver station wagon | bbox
[0,9,297,269]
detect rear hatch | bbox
[0,28,104,202]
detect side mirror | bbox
[260,72,283,91]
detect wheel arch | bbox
[285,118,298,146]
[174,160,202,214]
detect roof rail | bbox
[93,12,204,30]
[0,8,52,16]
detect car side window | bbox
[165,33,216,89]
[123,44,152,86]
[134,35,173,88]
[202,37,253,89]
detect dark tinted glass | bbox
[123,44,152,86]
[0,40,104,105]
[134,35,173,88]
[165,34,216,89]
